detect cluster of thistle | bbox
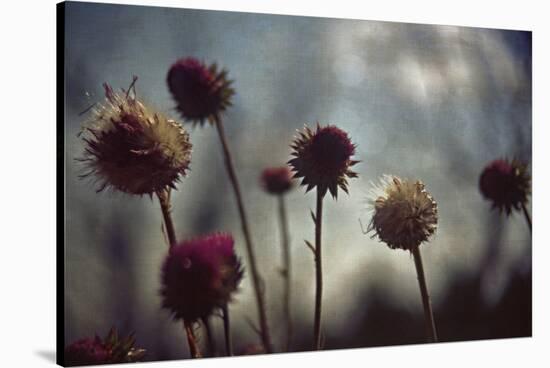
[71,60,247,364]
[71,54,532,362]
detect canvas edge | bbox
[56,1,66,367]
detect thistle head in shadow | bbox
[288,124,358,199]
[479,158,531,215]
[260,166,294,195]
[160,233,244,323]
[167,57,234,125]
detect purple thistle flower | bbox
[167,58,234,125]
[64,328,145,366]
[65,337,110,366]
[161,233,244,322]
[289,124,358,198]
[260,166,294,195]
[479,158,531,214]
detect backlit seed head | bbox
[368,175,438,251]
[79,82,192,195]
[288,124,358,199]
[479,158,531,214]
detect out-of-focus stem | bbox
[183,321,202,358]
[313,189,324,350]
[278,195,293,351]
[156,189,177,249]
[214,116,273,353]
[412,246,438,343]
[222,304,233,356]
[202,317,216,357]
[521,202,532,232]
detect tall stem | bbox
[521,202,532,232]
[214,117,273,353]
[202,317,216,357]
[183,321,202,358]
[412,247,438,343]
[156,189,177,249]
[313,189,324,350]
[222,304,233,356]
[278,195,292,351]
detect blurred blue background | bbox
[63,1,531,360]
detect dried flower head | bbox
[161,233,244,322]
[79,82,192,195]
[288,124,358,198]
[368,175,438,251]
[479,158,531,214]
[260,166,294,195]
[64,327,146,366]
[167,57,234,125]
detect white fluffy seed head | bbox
[368,175,438,251]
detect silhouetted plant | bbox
[161,232,244,357]
[78,78,192,248]
[260,166,295,351]
[479,158,531,231]
[167,57,273,352]
[289,123,358,349]
[368,176,439,342]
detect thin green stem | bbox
[313,189,324,350]
[222,304,233,356]
[412,246,438,343]
[156,189,177,249]
[214,116,273,353]
[278,195,292,351]
[521,202,532,232]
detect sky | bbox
[63,1,531,359]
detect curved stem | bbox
[278,195,293,352]
[412,247,438,343]
[214,116,273,353]
[156,189,177,249]
[521,202,532,232]
[183,321,202,358]
[313,189,324,350]
[222,304,233,356]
